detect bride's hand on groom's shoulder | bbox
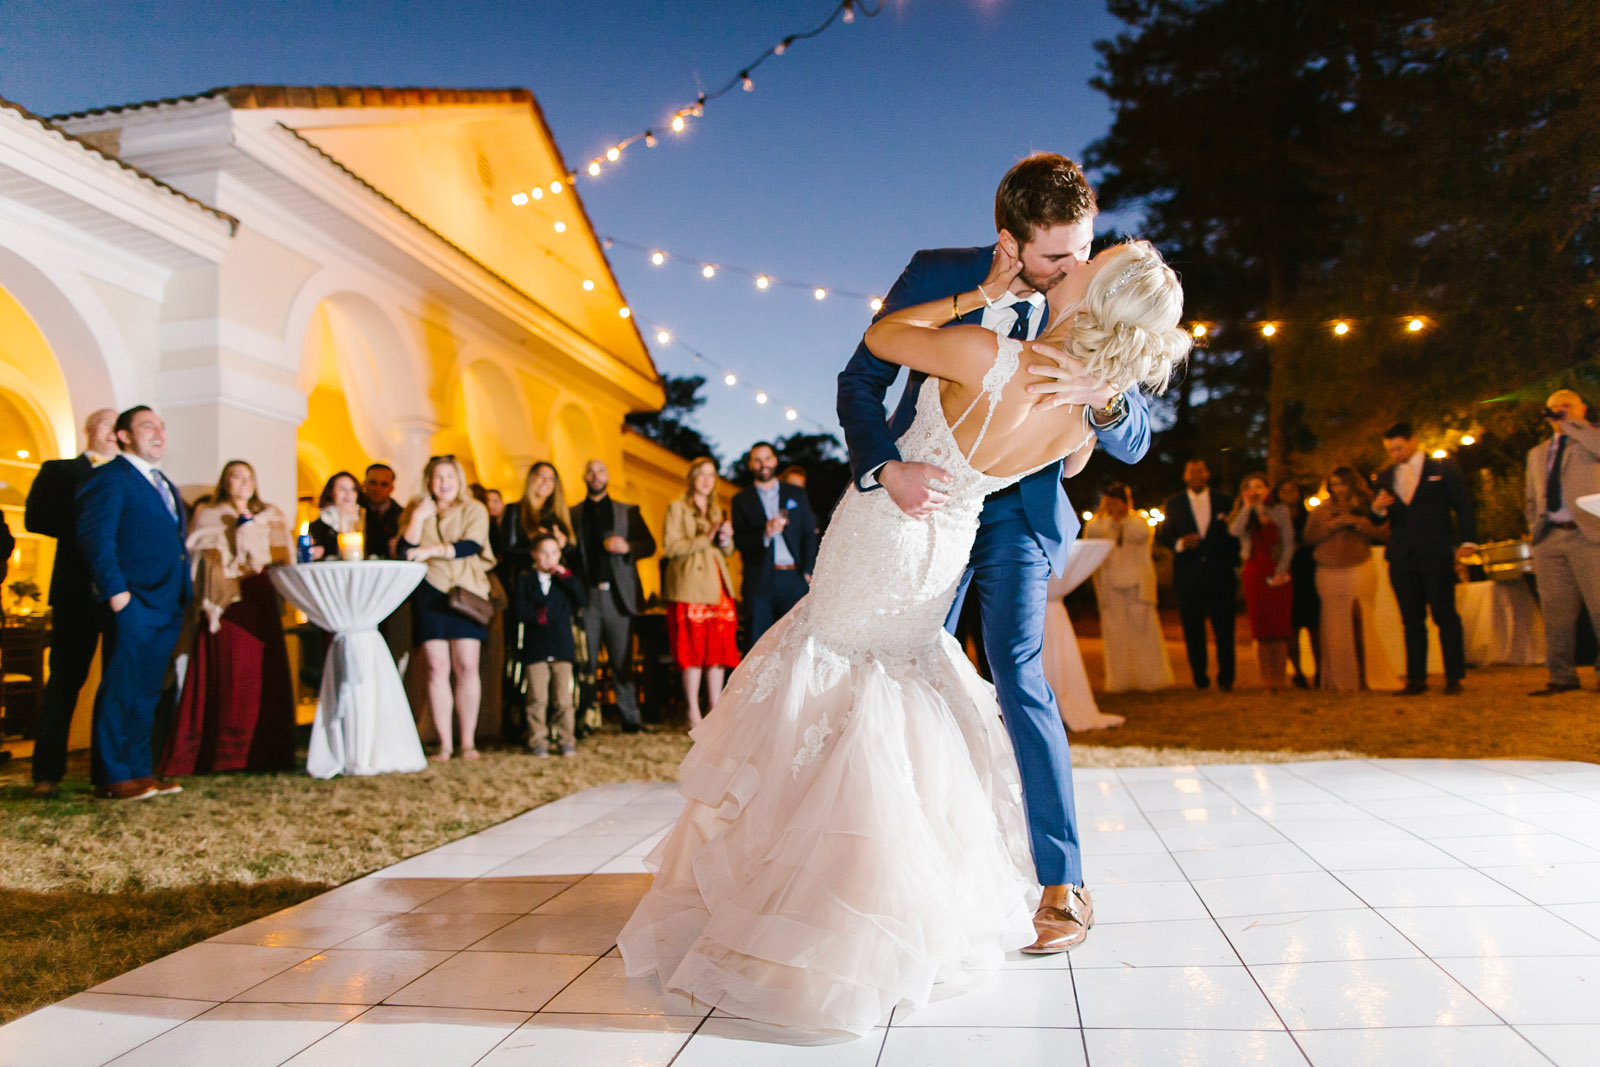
[1025,344,1119,410]
[880,460,952,519]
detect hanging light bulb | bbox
[702,265,716,279]
[1431,448,1447,459]
[1260,322,1276,337]
[1407,317,1425,332]
[587,161,602,176]
[530,187,544,200]
[785,408,798,421]
[650,251,666,266]
[870,297,883,312]
[741,72,754,92]
[1081,510,1094,521]
[671,114,686,133]
[756,275,770,290]
[724,373,738,386]
[843,0,856,23]
[511,192,528,206]
[582,279,595,291]
[1460,434,1476,446]
[619,307,631,319]
[656,330,671,344]
[644,132,658,147]
[549,180,563,194]
[1333,320,1350,336]
[814,288,827,301]
[553,221,566,233]
[1191,323,1208,339]
[606,147,621,162]
[755,391,769,404]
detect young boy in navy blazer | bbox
[514,534,587,757]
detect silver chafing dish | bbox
[1471,539,1534,581]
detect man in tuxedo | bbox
[1371,421,1478,695]
[23,408,118,797]
[732,441,819,647]
[571,459,656,732]
[837,153,1150,954]
[1158,459,1240,691]
[1524,391,1600,695]
[76,406,190,799]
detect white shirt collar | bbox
[121,451,160,479]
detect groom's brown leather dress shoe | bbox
[94,779,158,801]
[1021,885,1093,955]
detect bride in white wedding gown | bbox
[618,240,1190,1038]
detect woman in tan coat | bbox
[398,455,496,760]
[662,457,739,729]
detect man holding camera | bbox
[1525,390,1600,695]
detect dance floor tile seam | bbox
[5,763,1600,1067]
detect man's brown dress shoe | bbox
[30,781,60,799]
[143,777,184,796]
[1021,885,1094,955]
[94,780,158,801]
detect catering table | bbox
[1040,539,1116,731]
[271,560,428,778]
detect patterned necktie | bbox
[1546,436,1567,514]
[150,470,178,521]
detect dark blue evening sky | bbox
[3,0,1129,463]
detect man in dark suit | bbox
[1371,421,1478,695]
[571,458,656,732]
[732,441,819,647]
[363,462,402,556]
[23,408,118,797]
[1159,459,1240,691]
[76,405,190,800]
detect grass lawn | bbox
[2,655,1595,1023]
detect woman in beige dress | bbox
[1085,484,1173,693]
[1302,465,1392,690]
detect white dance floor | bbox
[4,758,1600,1066]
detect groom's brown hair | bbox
[994,153,1097,245]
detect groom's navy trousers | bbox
[838,244,1151,887]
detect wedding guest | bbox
[1158,459,1239,691]
[159,460,295,776]
[398,454,496,760]
[499,461,576,736]
[484,489,508,565]
[733,441,818,647]
[363,462,401,555]
[307,471,365,560]
[1085,485,1173,692]
[1525,390,1600,695]
[75,405,189,800]
[1229,472,1296,691]
[513,533,586,757]
[662,457,739,729]
[24,407,117,797]
[1275,477,1321,688]
[571,458,656,733]
[1371,422,1477,695]
[1303,465,1392,691]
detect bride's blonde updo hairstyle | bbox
[1067,240,1191,395]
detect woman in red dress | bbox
[1228,472,1297,691]
[661,457,739,729]
[160,460,297,775]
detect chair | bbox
[1,618,48,739]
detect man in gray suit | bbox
[1525,389,1600,695]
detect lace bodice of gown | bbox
[800,336,1064,660]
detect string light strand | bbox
[604,235,882,308]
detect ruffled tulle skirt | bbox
[617,601,1038,1038]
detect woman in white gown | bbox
[1086,484,1175,693]
[619,240,1190,1037]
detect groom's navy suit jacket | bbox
[836,245,1150,575]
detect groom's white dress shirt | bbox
[981,291,1047,341]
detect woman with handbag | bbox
[661,457,740,730]
[398,454,496,761]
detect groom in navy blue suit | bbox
[76,406,191,800]
[838,155,1150,953]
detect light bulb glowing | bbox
[618,306,631,319]
[587,161,602,176]
[553,221,566,233]
[724,373,737,386]
[1407,317,1425,332]
[1082,510,1094,521]
[1147,517,1159,527]
[775,41,788,55]
[17,450,29,459]
[870,297,883,312]
[549,180,563,193]
[842,1,855,22]
[814,288,827,300]
[756,391,769,404]
[606,147,620,162]
[1432,449,1448,459]
[530,187,544,200]
[1333,321,1350,336]
[785,408,798,421]
[645,133,657,147]
[756,275,770,290]
[742,75,754,92]
[656,330,671,344]
[1192,323,1208,338]
[1306,496,1322,508]
[651,251,665,266]
[510,192,528,206]
[1261,323,1277,337]
[1460,434,1476,445]
[581,279,595,291]
[671,115,686,132]
[702,265,716,279]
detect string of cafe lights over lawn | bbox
[645,323,832,434]
[604,235,885,311]
[508,0,883,199]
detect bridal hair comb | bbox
[1102,260,1151,299]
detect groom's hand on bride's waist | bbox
[1025,343,1120,410]
[880,460,952,519]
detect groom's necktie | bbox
[1007,299,1034,341]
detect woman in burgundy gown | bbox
[160,460,297,775]
[1228,472,1297,691]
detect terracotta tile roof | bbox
[0,95,237,231]
[51,85,533,121]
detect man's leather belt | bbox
[773,564,796,571]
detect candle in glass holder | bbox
[337,531,364,561]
